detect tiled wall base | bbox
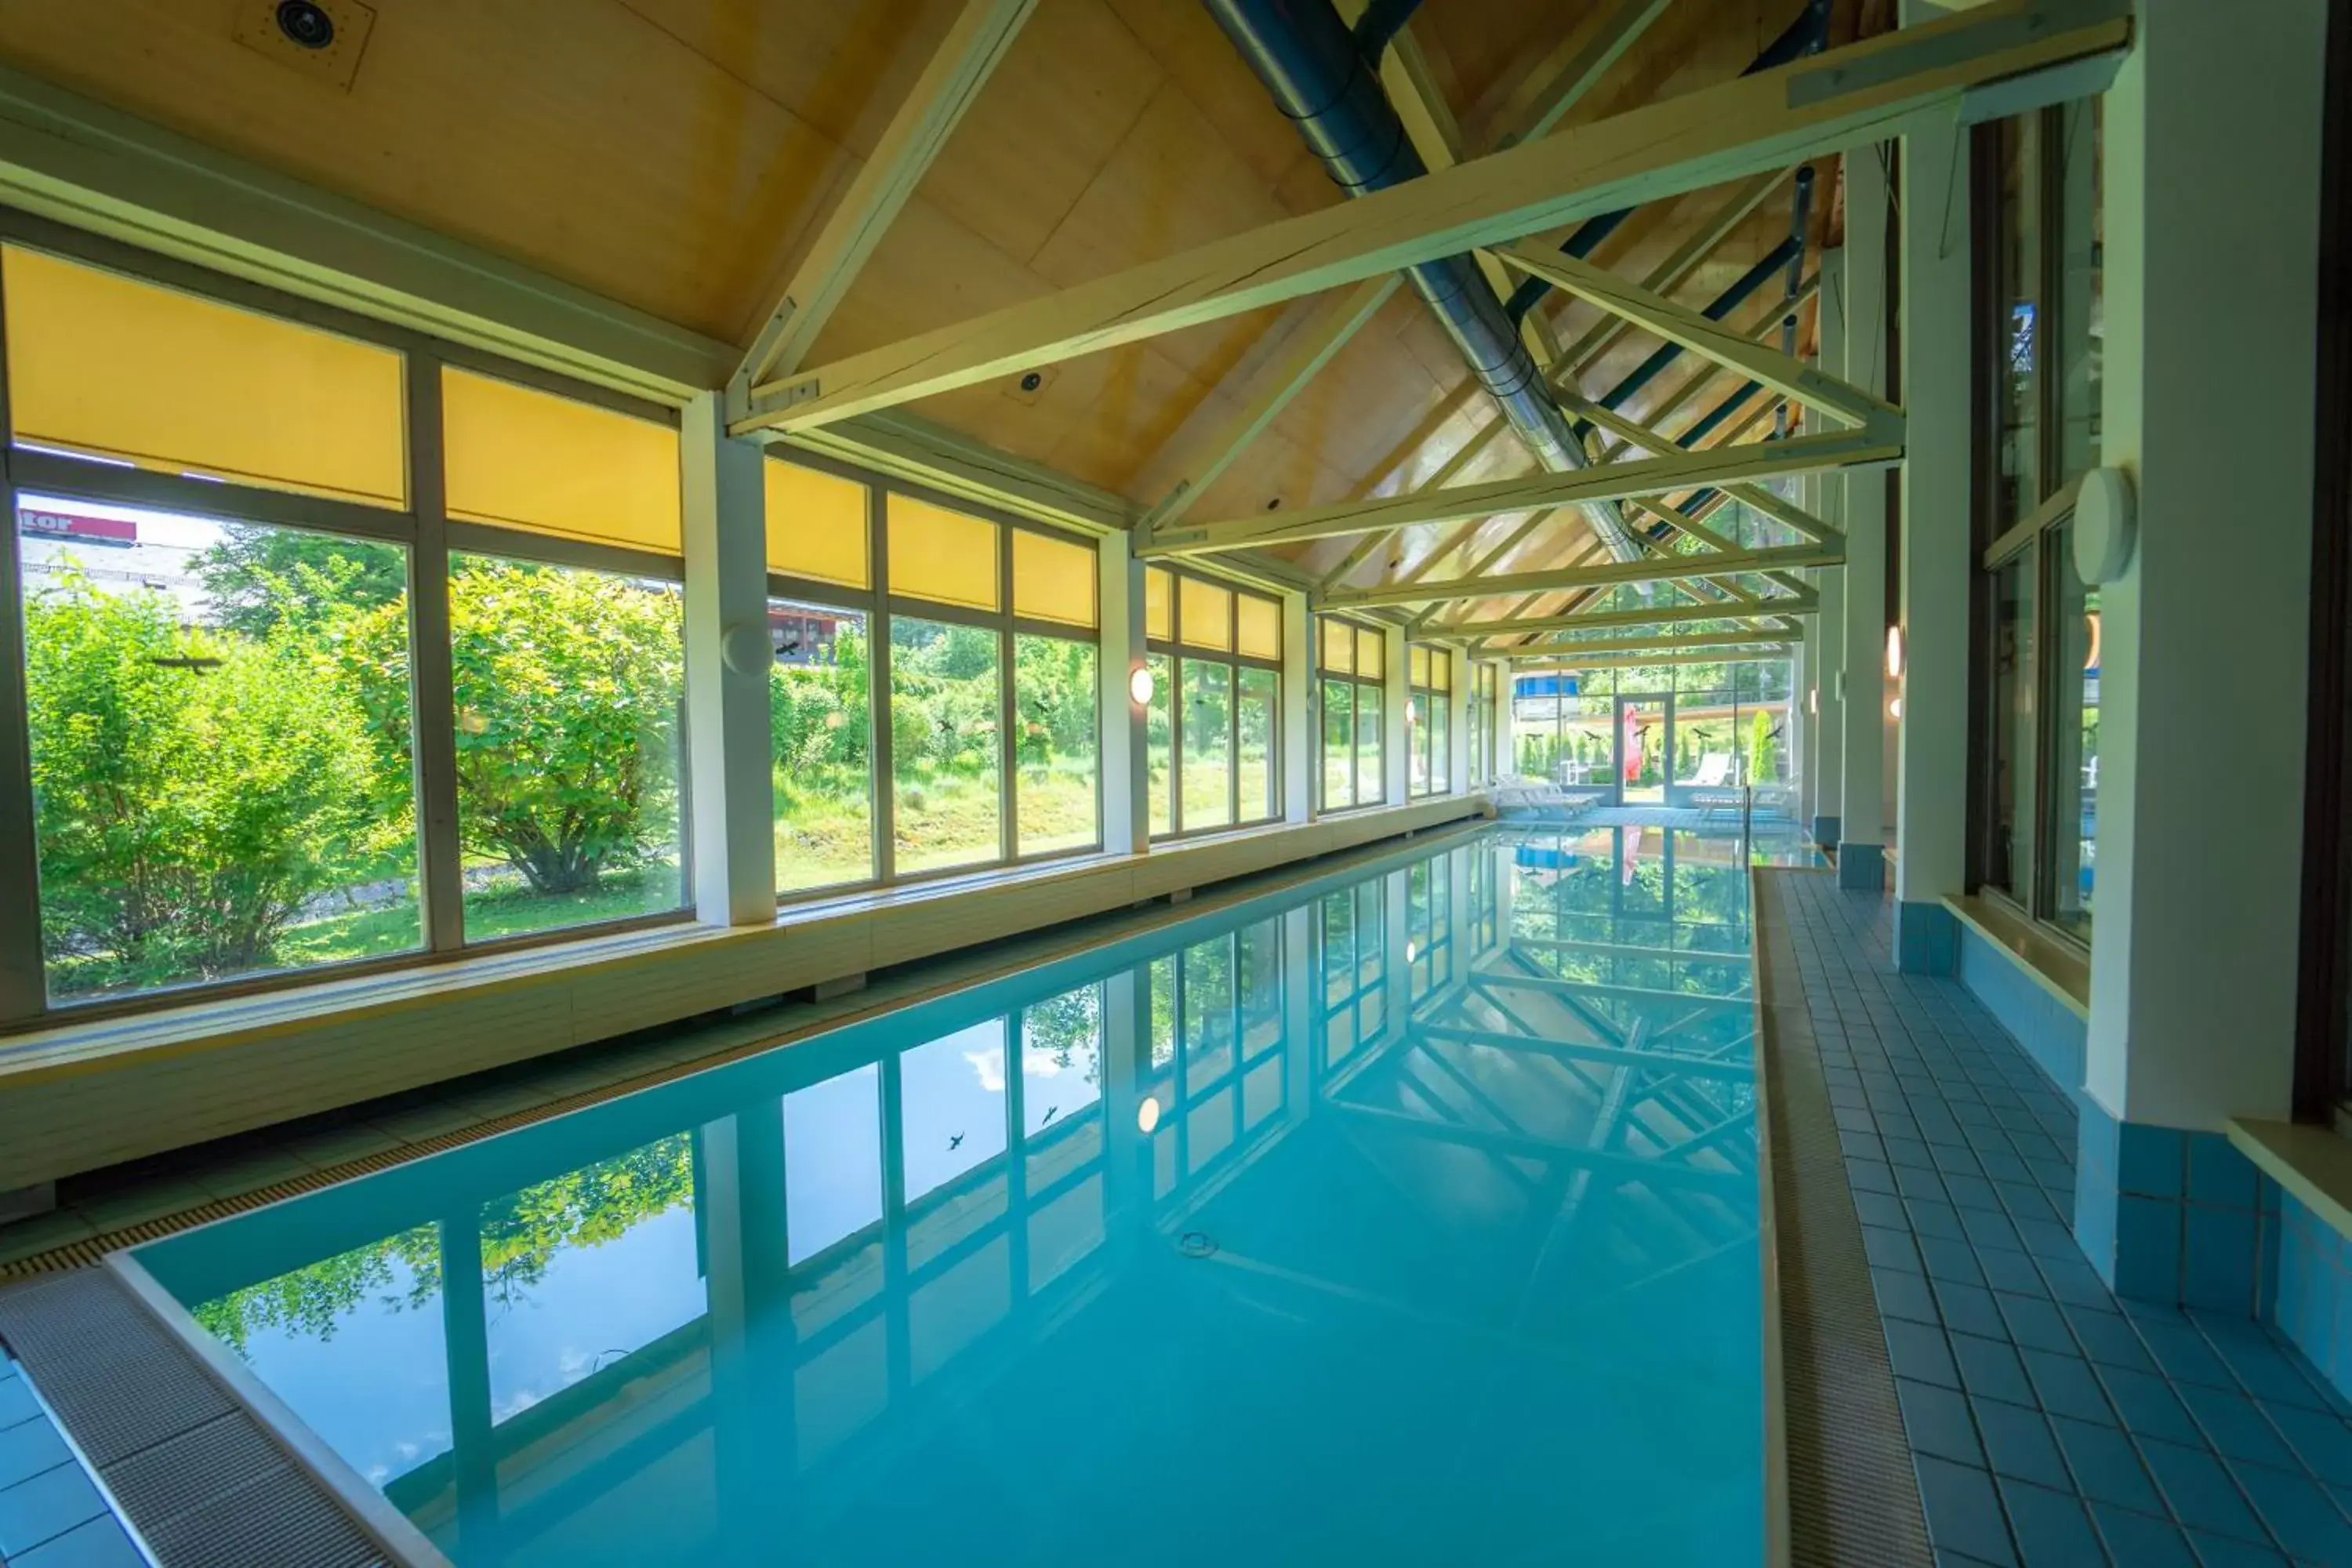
[2074,1099,2279,1316]
[1894,899,1959,977]
[2272,1189,2352,1403]
[1811,814,1841,848]
[1838,840,1886,891]
[1955,925,2087,1098]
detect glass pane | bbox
[1179,576,1232,652]
[1145,568,1173,643]
[1238,667,1278,823]
[450,554,684,939]
[1236,593,1280,661]
[1409,689,1431,796]
[1357,682,1385,804]
[4,246,406,509]
[1182,659,1234,832]
[1410,645,1430,687]
[2054,99,2103,485]
[784,1064,882,1265]
[1320,677,1354,810]
[18,501,419,1000]
[1014,634,1097,855]
[764,459,869,590]
[1986,557,2036,899]
[1182,935,1235,1096]
[771,601,874,895]
[1429,648,1451,692]
[1021,984,1102,1135]
[1320,619,1354,674]
[1995,114,2043,526]
[900,1021,1007,1203]
[1147,653,1174,837]
[1357,628,1385,682]
[1421,691,1439,789]
[1012,528,1096,629]
[889,616,1002,874]
[443,369,681,554]
[887,495,999,612]
[2046,527,2097,938]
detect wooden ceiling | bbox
[0,0,1875,608]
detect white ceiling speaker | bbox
[2073,466,2137,586]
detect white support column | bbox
[1384,624,1409,807]
[1099,529,1146,855]
[1813,559,1845,848]
[681,393,776,925]
[2083,0,2324,1135]
[1892,56,1973,972]
[1283,593,1313,822]
[1834,183,1889,888]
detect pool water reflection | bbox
[136,826,1766,1567]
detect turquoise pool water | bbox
[136,825,1777,1566]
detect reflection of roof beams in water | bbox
[1326,1099,1747,1193]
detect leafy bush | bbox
[24,570,390,994]
[342,559,683,896]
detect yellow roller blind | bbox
[3,245,406,507]
[888,494,1000,611]
[443,368,681,553]
[764,459,869,589]
[1179,576,1232,652]
[1410,646,1431,687]
[1320,619,1354,675]
[1145,568,1174,642]
[1013,528,1096,628]
[1236,593,1280,661]
[1430,648,1452,691]
[1359,628,1385,681]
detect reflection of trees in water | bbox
[1023,985,1103,1083]
[194,1134,698,1352]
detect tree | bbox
[196,524,407,638]
[24,571,390,993]
[343,560,684,895]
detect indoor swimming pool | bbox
[128,825,1774,1566]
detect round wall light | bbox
[1129,665,1156,706]
[1885,625,1904,681]
[1889,696,1904,720]
[2074,466,2137,585]
[1138,1096,1161,1134]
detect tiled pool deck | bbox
[1777,869,2352,1566]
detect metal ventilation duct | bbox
[1201,0,1642,563]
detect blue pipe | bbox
[1350,0,1421,64]
[1571,234,1801,444]
[1203,0,1642,559]
[1506,0,1834,321]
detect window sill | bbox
[0,794,1490,1192]
[2229,1118,2352,1243]
[1943,894,2090,1020]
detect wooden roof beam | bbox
[1144,425,1895,558]
[1508,647,1795,672]
[732,0,2130,435]
[730,0,1036,401]
[1472,0,1681,152]
[1320,543,1842,611]
[1447,594,1818,640]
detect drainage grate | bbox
[1755,868,1934,1568]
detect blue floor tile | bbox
[0,1462,107,1557]
[2175,1383,2299,1472]
[1915,1455,2020,1567]
[1876,1265,1944,1326]
[2067,1306,2160,1373]
[12,1515,148,1568]
[1974,1400,2071,1490]
[1979,1248,2054,1298]
[2183,1528,2292,1566]
[2259,1399,2352,1488]
[0,1378,38,1432]
[2100,1367,2205,1446]
[1994,1478,2105,1568]
[2090,1503,2196,1566]
[2049,1414,2162,1514]
[2136,1438,2273,1547]
[1955,1334,2038,1408]
[0,1418,70,1493]
[1865,1225,1925,1273]
[1890,1318,1964,1390]
[1937,1282,2013,1342]
[1998,1294,2079,1356]
[1900,1377,1987,1468]
[2227,1459,2352,1564]
[2020,1348,2116,1426]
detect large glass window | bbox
[1317,618,1386,812]
[1969,99,2103,946]
[1143,566,1281,838]
[15,502,419,1000]
[766,463,1101,891]
[771,601,874,895]
[1409,644,1451,797]
[450,553,684,940]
